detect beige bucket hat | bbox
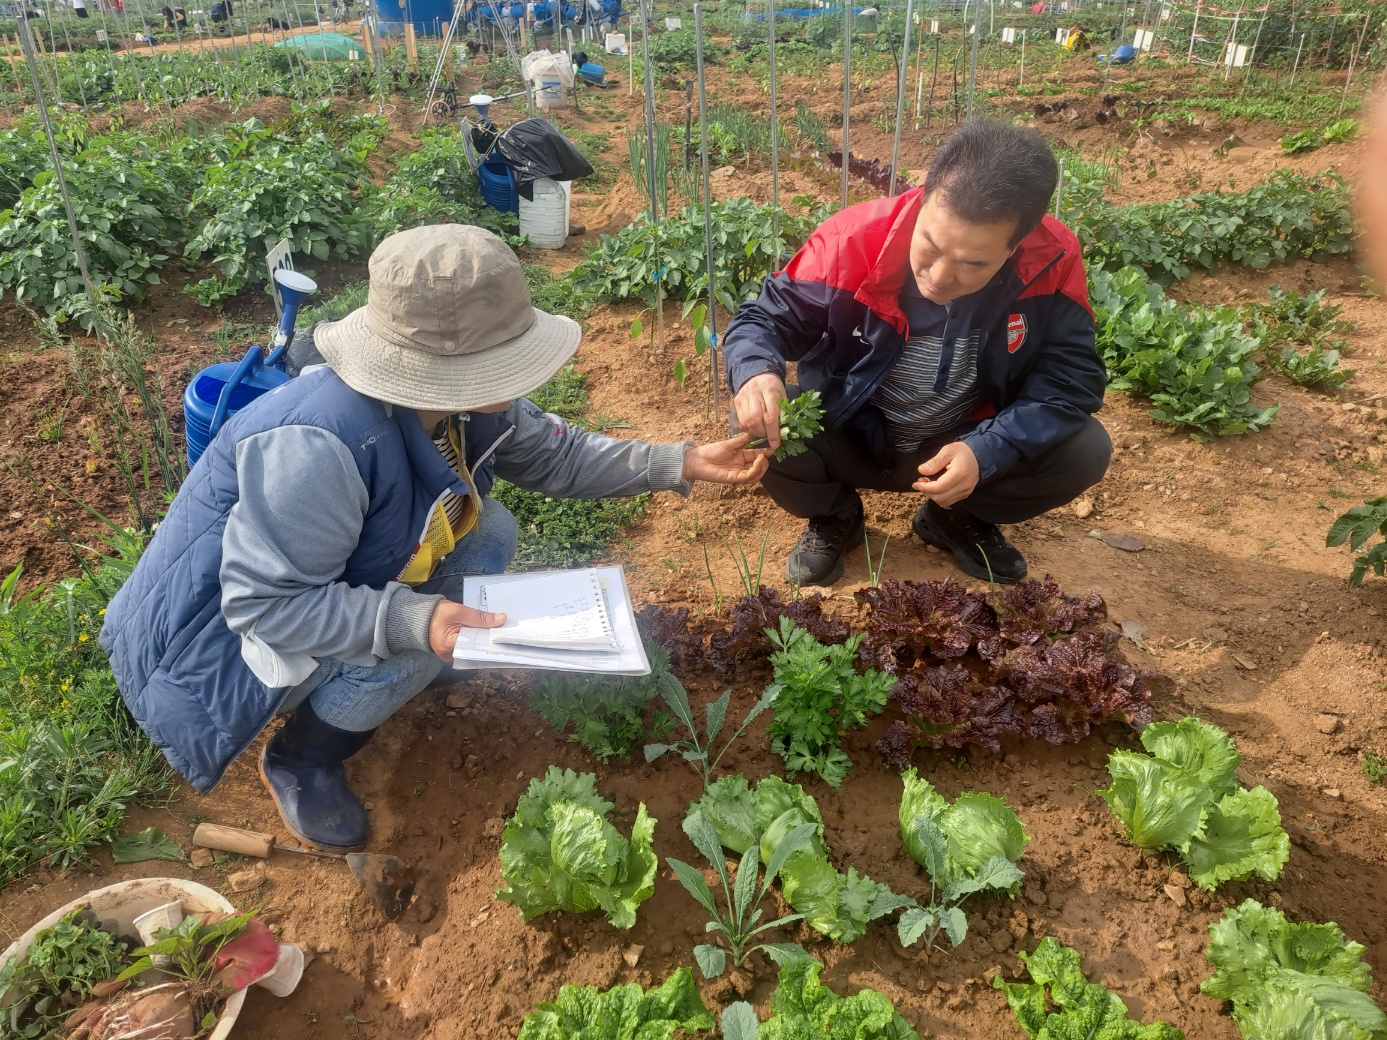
[315,224,581,411]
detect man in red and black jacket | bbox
[725,121,1110,586]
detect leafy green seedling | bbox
[765,617,895,787]
[1280,128,1321,154]
[748,390,825,461]
[864,528,890,588]
[1327,496,1387,587]
[897,770,1028,955]
[996,937,1184,1039]
[667,810,814,979]
[1321,118,1362,144]
[1362,750,1387,784]
[728,527,771,597]
[645,682,779,787]
[897,815,1025,956]
[0,909,129,1040]
[118,911,256,985]
[530,643,678,760]
[721,1002,760,1040]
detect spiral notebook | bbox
[484,570,615,650]
[451,566,651,674]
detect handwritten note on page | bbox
[482,571,616,650]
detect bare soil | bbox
[2,49,1386,1040]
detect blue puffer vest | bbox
[99,368,511,793]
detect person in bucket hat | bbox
[100,225,769,852]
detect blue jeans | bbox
[278,499,518,732]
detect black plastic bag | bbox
[495,118,594,200]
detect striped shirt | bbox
[870,290,982,452]
[433,419,469,529]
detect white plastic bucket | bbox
[534,77,569,109]
[1,879,246,1040]
[519,177,570,248]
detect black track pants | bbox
[757,392,1112,526]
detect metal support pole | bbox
[1244,2,1267,80]
[57,19,89,111]
[912,13,925,123]
[964,0,981,119]
[15,14,97,315]
[1338,12,1370,118]
[921,33,938,127]
[639,0,665,355]
[694,1,718,417]
[1187,0,1199,63]
[1103,0,1127,89]
[769,0,781,270]
[1289,30,1304,87]
[888,0,913,196]
[840,0,851,208]
[1018,27,1024,85]
[1222,11,1239,81]
[683,78,694,186]
[1053,155,1065,218]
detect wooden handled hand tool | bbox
[191,823,417,922]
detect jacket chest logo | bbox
[1006,313,1028,353]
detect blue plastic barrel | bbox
[477,158,519,214]
[577,60,605,85]
[1113,44,1137,63]
[376,0,450,36]
[183,348,291,468]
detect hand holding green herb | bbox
[748,391,826,462]
[733,375,825,461]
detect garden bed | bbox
[1,32,1386,1040]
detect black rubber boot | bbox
[786,507,866,586]
[259,702,373,852]
[912,500,1028,584]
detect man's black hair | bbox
[923,121,1059,247]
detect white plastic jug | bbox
[519,178,570,249]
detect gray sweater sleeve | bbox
[493,398,692,498]
[219,425,441,665]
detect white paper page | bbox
[482,571,615,649]
[452,566,650,674]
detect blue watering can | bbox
[184,269,317,468]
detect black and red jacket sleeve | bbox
[960,235,1106,481]
[722,212,881,394]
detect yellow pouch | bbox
[396,420,483,585]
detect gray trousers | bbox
[761,401,1112,526]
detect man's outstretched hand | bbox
[683,432,771,484]
[914,440,980,508]
[429,600,505,661]
[731,372,788,451]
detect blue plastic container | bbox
[183,347,291,468]
[375,0,452,36]
[577,60,605,85]
[477,158,519,214]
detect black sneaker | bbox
[786,509,866,586]
[912,500,1027,584]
